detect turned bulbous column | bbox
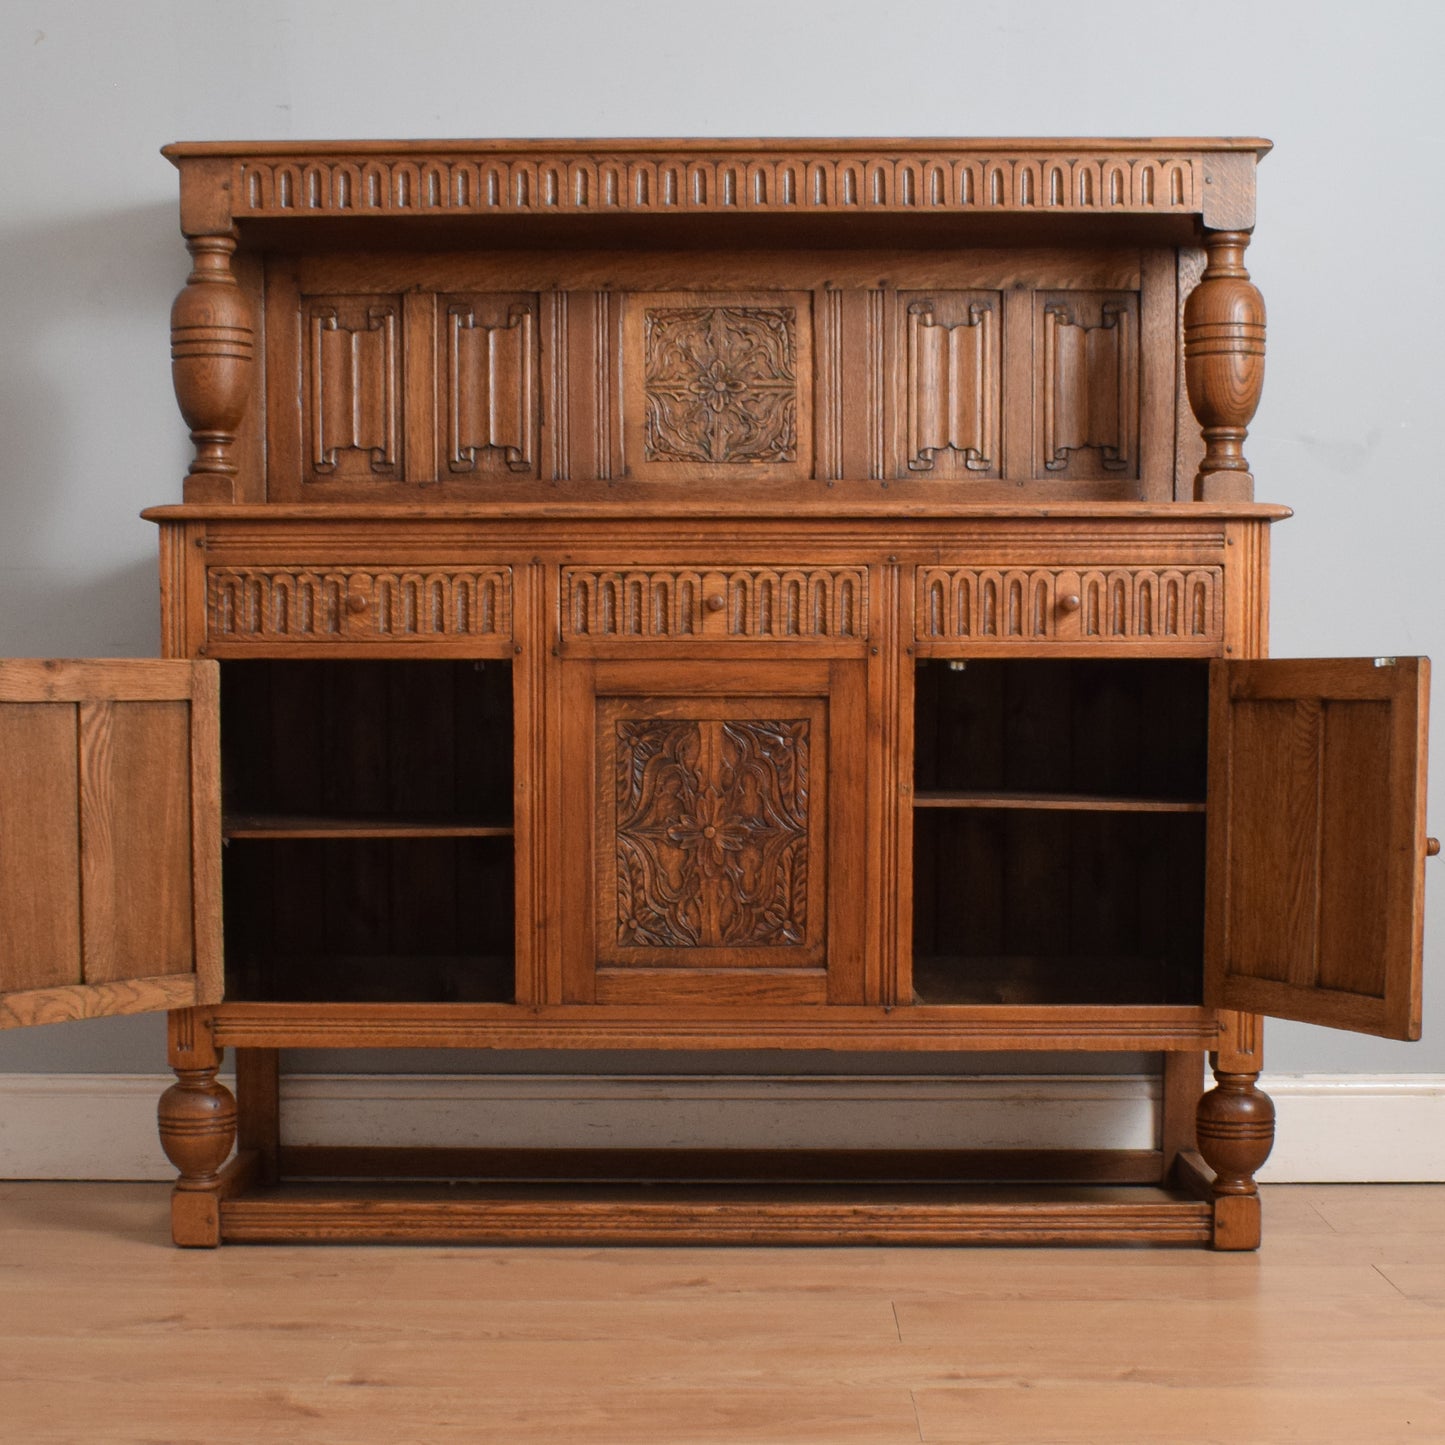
[1184,230,1266,501]
[1195,1069,1275,1197]
[158,1060,237,1191]
[170,234,255,480]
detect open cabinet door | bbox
[1205,656,1430,1040]
[0,660,221,1027]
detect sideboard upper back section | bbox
[164,138,1270,510]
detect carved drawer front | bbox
[208,566,513,644]
[915,565,1222,649]
[563,566,868,643]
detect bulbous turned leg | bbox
[160,1010,236,1247]
[1196,1069,1275,1250]
[159,1064,237,1187]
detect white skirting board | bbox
[0,1072,1442,1183]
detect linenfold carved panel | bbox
[1036,291,1139,479]
[611,717,810,948]
[902,293,1000,478]
[623,292,813,480]
[563,566,868,641]
[306,297,401,480]
[915,565,1221,647]
[444,295,537,476]
[208,566,512,643]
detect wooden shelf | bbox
[223,814,514,840]
[227,953,515,1005]
[912,954,1199,1008]
[912,791,1205,814]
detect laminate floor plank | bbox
[2,1183,1444,1444]
[893,1294,1445,1385]
[913,1382,1445,1444]
[1299,1182,1445,1233]
[1373,1262,1445,1306]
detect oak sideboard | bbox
[0,138,1435,1248]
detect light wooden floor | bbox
[2,1183,1443,1444]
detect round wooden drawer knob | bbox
[1057,593,1081,614]
[705,594,726,613]
[1428,837,1441,858]
[346,594,368,614]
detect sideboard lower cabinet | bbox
[0,139,1435,1248]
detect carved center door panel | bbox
[556,659,868,1005]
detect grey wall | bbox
[1,0,1440,1076]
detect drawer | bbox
[562,565,869,643]
[207,565,512,645]
[915,564,1223,650]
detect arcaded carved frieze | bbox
[221,150,1216,220]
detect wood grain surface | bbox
[0,1181,1439,1443]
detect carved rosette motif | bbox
[643,307,798,464]
[614,718,809,948]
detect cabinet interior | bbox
[912,659,1209,1006]
[219,659,515,1003]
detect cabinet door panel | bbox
[557,658,868,1005]
[0,660,221,1027]
[1205,657,1429,1039]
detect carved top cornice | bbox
[163,137,1269,235]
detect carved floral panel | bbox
[644,306,797,463]
[623,291,813,479]
[613,717,810,948]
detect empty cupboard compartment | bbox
[912,659,1208,1006]
[218,659,516,1004]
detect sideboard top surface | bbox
[142,500,1293,524]
[164,136,1273,157]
